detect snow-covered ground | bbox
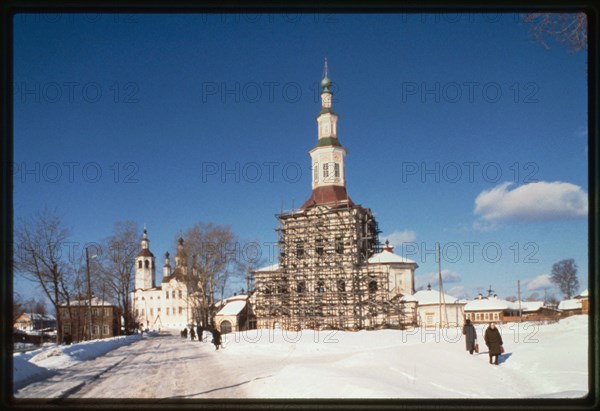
[13,316,588,398]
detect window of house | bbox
[368,280,378,293]
[150,296,153,300]
[337,279,346,292]
[297,281,306,294]
[317,280,325,294]
[179,290,182,299]
[157,308,161,313]
[323,163,329,178]
[426,313,434,326]
[92,325,99,336]
[63,324,71,334]
[150,308,153,316]
[103,325,109,335]
[493,312,499,320]
[334,163,340,178]
[167,307,170,315]
[172,290,176,299]
[135,309,139,316]
[145,260,149,269]
[166,291,169,299]
[465,313,471,320]
[296,241,304,258]
[138,260,142,269]
[316,238,324,256]
[93,308,99,316]
[313,163,318,182]
[179,307,183,314]
[484,312,489,320]
[475,313,480,321]
[104,308,110,316]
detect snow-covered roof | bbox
[367,249,416,265]
[577,289,588,298]
[464,297,517,311]
[558,299,582,311]
[399,294,418,303]
[18,313,56,321]
[515,301,545,312]
[254,263,280,272]
[216,300,247,316]
[407,289,461,306]
[66,297,113,307]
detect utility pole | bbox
[85,246,93,340]
[517,280,522,322]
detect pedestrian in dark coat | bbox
[190,327,196,341]
[182,327,188,339]
[197,324,203,342]
[212,328,222,350]
[462,318,477,354]
[484,322,503,365]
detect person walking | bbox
[484,322,504,365]
[182,327,188,339]
[212,327,222,350]
[462,318,478,355]
[197,324,203,342]
[190,327,196,341]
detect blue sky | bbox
[13,13,588,303]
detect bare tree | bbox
[526,292,540,302]
[505,295,517,302]
[182,222,245,328]
[523,13,587,54]
[14,208,73,343]
[97,221,139,335]
[550,259,579,299]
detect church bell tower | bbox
[135,227,156,290]
[302,58,352,209]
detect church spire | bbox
[301,59,352,209]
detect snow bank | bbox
[215,316,588,398]
[13,334,143,390]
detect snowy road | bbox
[15,331,273,399]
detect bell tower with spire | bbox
[302,58,352,209]
[135,227,156,290]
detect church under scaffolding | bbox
[252,62,418,331]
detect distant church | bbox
[131,230,194,330]
[251,62,419,331]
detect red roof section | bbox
[301,185,353,210]
[137,249,154,258]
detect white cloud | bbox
[474,181,588,221]
[447,285,467,299]
[525,274,554,291]
[382,229,416,247]
[415,269,461,289]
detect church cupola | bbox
[163,251,171,280]
[175,237,188,268]
[301,58,352,209]
[135,227,156,290]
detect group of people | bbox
[180,324,222,350]
[462,319,504,365]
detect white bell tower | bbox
[135,227,156,290]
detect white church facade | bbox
[131,229,194,330]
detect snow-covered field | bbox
[13,316,588,399]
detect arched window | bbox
[138,260,142,269]
[317,280,325,294]
[337,279,346,292]
[144,260,149,269]
[220,320,232,334]
[368,280,378,293]
[296,281,306,294]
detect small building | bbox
[464,295,519,323]
[514,301,561,321]
[575,289,589,314]
[213,294,255,334]
[14,313,56,332]
[58,297,120,343]
[558,298,583,316]
[402,284,466,328]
